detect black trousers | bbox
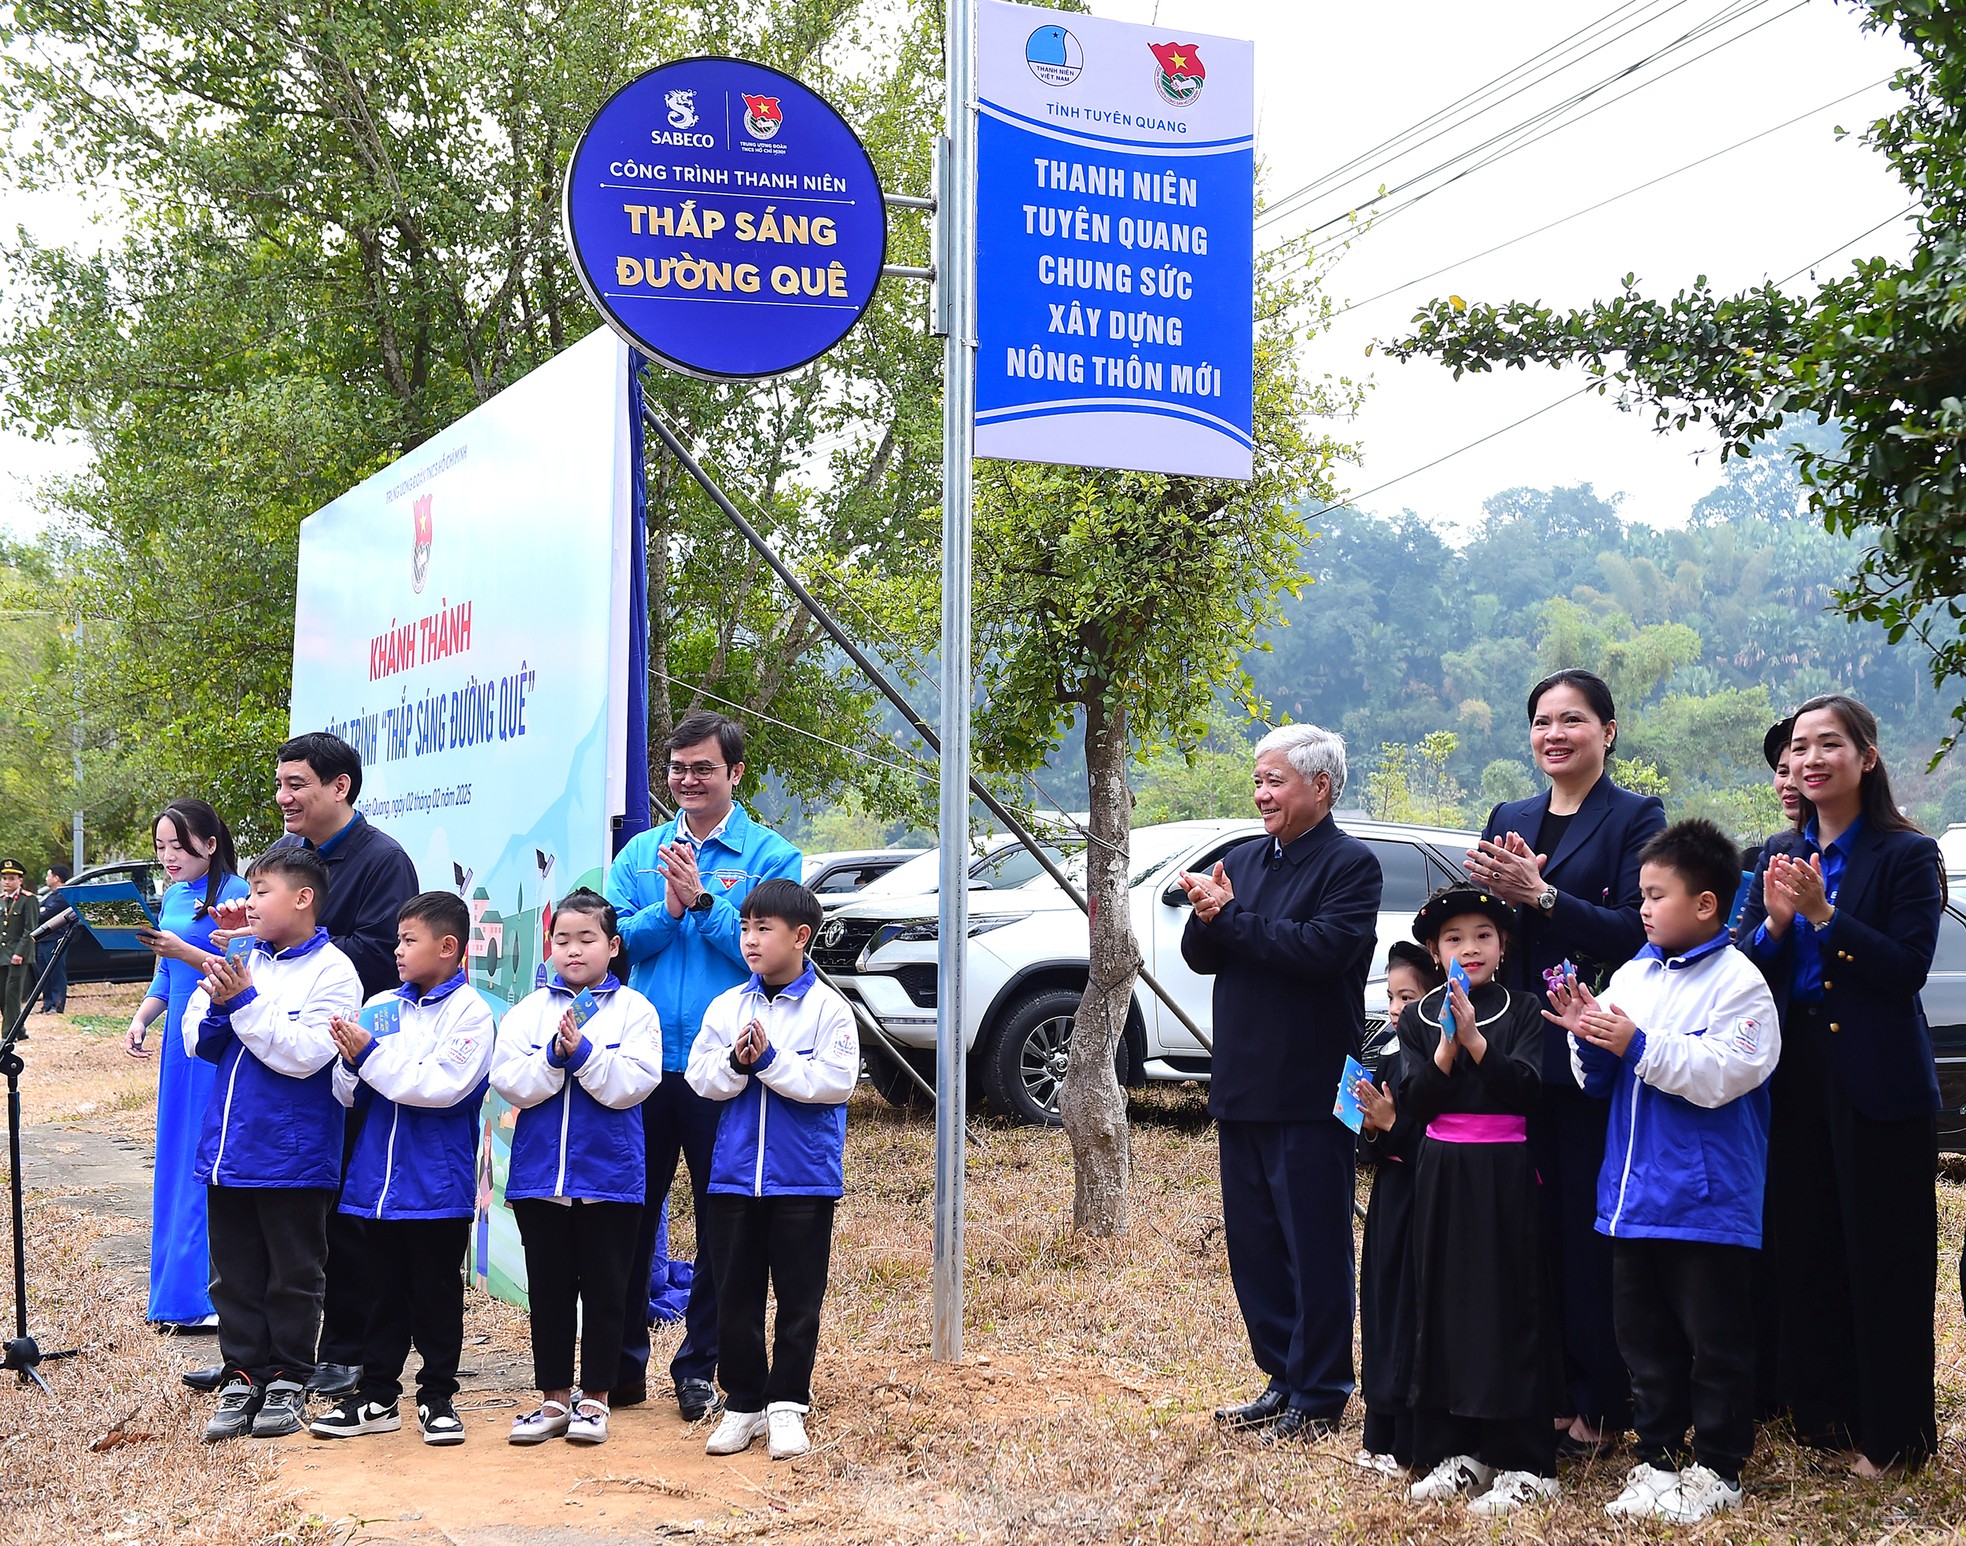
[706,1193,836,1411]
[208,1184,332,1386]
[1413,1409,1555,1477]
[358,1215,471,1407]
[316,1119,373,1367]
[1769,1004,1937,1468]
[616,1077,723,1392]
[1529,1081,1630,1430]
[1612,1238,1755,1482]
[1216,1118,1356,1418]
[1362,1406,1413,1465]
[513,1198,643,1394]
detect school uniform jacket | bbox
[333,971,495,1220]
[686,965,858,1198]
[1179,814,1383,1123]
[1571,935,1780,1248]
[1737,823,1944,1122]
[183,928,363,1189]
[605,804,802,1070]
[1483,774,1667,1078]
[489,975,662,1204]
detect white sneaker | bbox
[1605,1462,1679,1518]
[508,1400,571,1445]
[766,1402,811,1459]
[706,1408,766,1456]
[566,1398,609,1445]
[1465,1470,1560,1516]
[1655,1463,1742,1522]
[1407,1454,1494,1502]
[1353,1448,1402,1476]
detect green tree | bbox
[958,238,1357,1235]
[1364,731,1465,826]
[0,0,944,850]
[1388,0,1966,755]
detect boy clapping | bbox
[311,892,494,1446]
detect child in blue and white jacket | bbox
[489,888,661,1448]
[1546,819,1780,1525]
[182,846,362,1444]
[311,891,494,1448]
[688,879,857,1463]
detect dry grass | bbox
[6,1017,1966,1542]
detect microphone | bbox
[29,908,74,940]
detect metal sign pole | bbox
[932,0,977,1366]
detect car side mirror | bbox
[1162,881,1192,908]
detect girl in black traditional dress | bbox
[1353,942,1442,1476]
[1397,886,1559,1516]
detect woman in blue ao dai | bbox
[125,800,246,1329]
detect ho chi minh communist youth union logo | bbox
[1148,42,1205,107]
[741,93,783,140]
[411,493,433,594]
[1026,24,1084,87]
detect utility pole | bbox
[932,0,977,1364]
[70,613,82,875]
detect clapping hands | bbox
[1176,862,1234,924]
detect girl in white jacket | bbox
[489,889,661,1447]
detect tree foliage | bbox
[1246,457,1966,839]
[1386,0,1966,755]
[0,0,943,850]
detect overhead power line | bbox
[1262,0,1806,246]
[1304,202,1921,525]
[1261,0,1698,227]
[1330,76,1892,320]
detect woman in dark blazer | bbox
[1465,668,1666,1450]
[1736,693,1942,1474]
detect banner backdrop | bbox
[974,0,1255,480]
[289,326,638,1307]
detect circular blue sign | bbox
[562,57,889,380]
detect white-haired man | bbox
[1178,723,1383,1443]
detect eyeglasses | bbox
[667,761,728,781]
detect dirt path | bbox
[15,1095,812,1542]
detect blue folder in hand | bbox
[1333,1054,1373,1133]
[63,880,161,953]
[1442,960,1472,1040]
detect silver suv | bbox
[817,816,1476,1124]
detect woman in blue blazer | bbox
[1737,693,1941,1474]
[1466,669,1665,1451]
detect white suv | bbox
[815,816,1477,1124]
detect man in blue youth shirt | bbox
[606,711,801,1420]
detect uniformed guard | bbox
[0,859,40,1037]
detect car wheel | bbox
[981,988,1089,1127]
[864,1043,934,1109]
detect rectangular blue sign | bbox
[975,1,1254,481]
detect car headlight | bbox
[885,914,1031,944]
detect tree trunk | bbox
[1061,687,1137,1236]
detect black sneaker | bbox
[202,1379,261,1442]
[250,1378,308,1437]
[309,1396,402,1438]
[419,1399,466,1446]
[676,1377,723,1422]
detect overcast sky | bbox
[0,0,1917,538]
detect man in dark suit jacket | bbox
[1179,724,1382,1444]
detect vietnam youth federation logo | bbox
[1026,24,1084,87]
[741,93,783,141]
[1148,41,1206,107]
[411,493,433,594]
[664,88,699,130]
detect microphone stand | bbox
[1,916,82,1391]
